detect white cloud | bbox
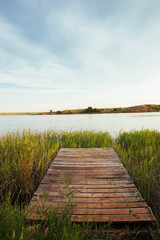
[0,0,160,111]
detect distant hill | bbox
[101,104,160,114]
[48,104,160,115]
[0,104,160,115]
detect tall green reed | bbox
[115,129,160,221]
[0,130,59,202]
[0,130,112,203]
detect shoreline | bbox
[0,104,160,116]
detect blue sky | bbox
[0,0,160,112]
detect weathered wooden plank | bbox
[71,214,156,222]
[28,201,148,209]
[32,195,145,203]
[39,183,136,189]
[35,185,139,193]
[54,157,120,160]
[30,206,151,215]
[53,161,122,165]
[41,173,129,179]
[34,192,140,198]
[52,164,123,168]
[41,179,134,184]
[35,192,141,199]
[50,166,125,170]
[46,171,128,176]
[48,167,126,172]
[50,165,124,168]
[28,213,155,222]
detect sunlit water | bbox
[0,112,160,137]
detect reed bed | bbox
[115,129,160,222]
[0,129,160,239]
[0,130,112,203]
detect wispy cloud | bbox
[0,0,160,112]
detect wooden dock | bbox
[28,148,156,223]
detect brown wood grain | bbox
[28,201,148,210]
[28,213,155,222]
[27,148,156,223]
[31,195,145,203]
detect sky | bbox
[0,0,160,112]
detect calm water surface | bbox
[0,112,160,137]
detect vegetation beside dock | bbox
[0,130,160,239]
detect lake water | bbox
[0,112,160,137]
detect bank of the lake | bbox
[1,104,160,116]
[0,130,160,239]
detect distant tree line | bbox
[81,106,101,114]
